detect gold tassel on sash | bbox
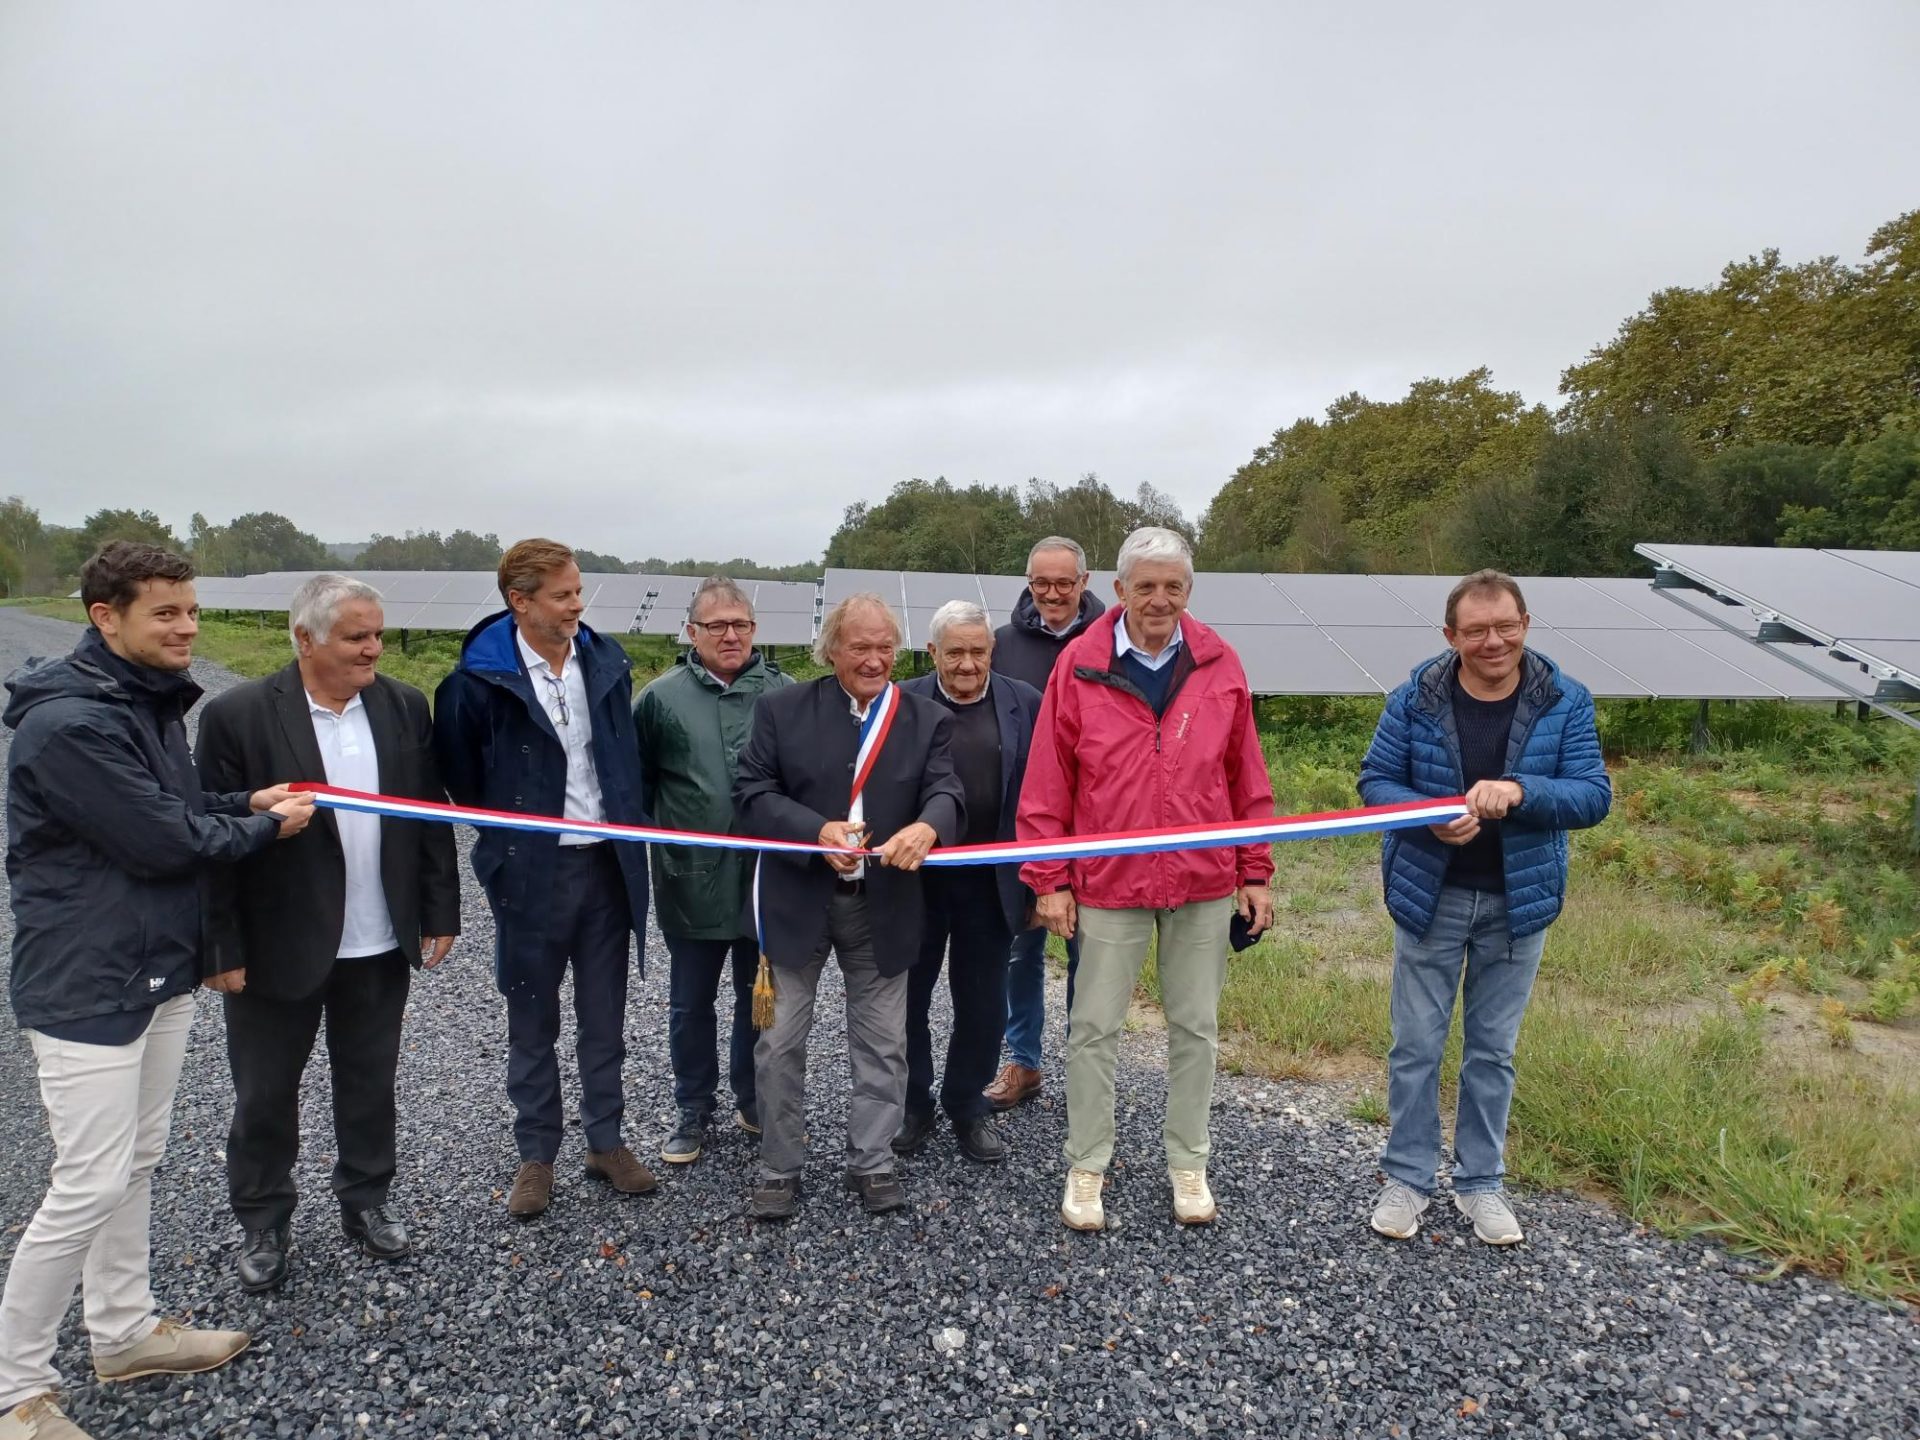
[752,951,775,1030]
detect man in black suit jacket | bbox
[892,601,1044,1166]
[197,575,460,1293]
[733,594,964,1221]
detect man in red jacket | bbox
[1016,526,1275,1232]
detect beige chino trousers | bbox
[1064,897,1232,1174]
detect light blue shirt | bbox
[1111,610,1184,672]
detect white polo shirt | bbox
[306,690,399,958]
[516,626,606,845]
[1112,610,1185,672]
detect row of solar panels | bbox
[1637,544,1920,705]
[186,555,1920,705]
[191,570,823,646]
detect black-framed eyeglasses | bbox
[539,672,571,727]
[694,619,756,637]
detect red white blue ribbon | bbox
[292,782,1468,865]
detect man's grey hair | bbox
[1115,526,1194,587]
[927,599,991,648]
[1026,535,1087,575]
[688,573,754,626]
[813,592,904,666]
[289,573,382,652]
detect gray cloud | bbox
[4,1,1917,559]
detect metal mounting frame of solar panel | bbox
[1635,543,1920,713]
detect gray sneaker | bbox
[1455,1189,1525,1245]
[1369,1180,1429,1239]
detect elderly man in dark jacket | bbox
[433,538,656,1219]
[0,542,312,1440]
[197,573,462,1292]
[985,535,1106,1112]
[635,575,792,1165]
[733,593,965,1221]
[1358,569,1611,1248]
[893,600,1043,1165]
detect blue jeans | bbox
[1382,884,1547,1196]
[1003,926,1079,1070]
[664,934,759,1118]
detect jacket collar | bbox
[1012,586,1106,640]
[458,610,630,702]
[1412,648,1559,717]
[74,626,204,714]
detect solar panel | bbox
[822,569,904,605]
[1318,625,1447,690]
[1638,543,1920,645]
[405,602,487,632]
[1681,629,1877,701]
[1548,628,1789,700]
[1830,549,1920,589]
[1188,573,1306,623]
[749,580,819,613]
[902,572,983,608]
[1214,624,1379,695]
[1268,574,1428,627]
[755,612,818,646]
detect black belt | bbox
[834,877,866,895]
[559,841,608,857]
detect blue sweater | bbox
[1358,650,1611,940]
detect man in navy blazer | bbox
[893,601,1044,1164]
[433,539,658,1219]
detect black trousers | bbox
[504,843,632,1163]
[224,949,411,1230]
[906,871,1012,1125]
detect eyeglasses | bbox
[1454,620,1527,645]
[694,619,756,637]
[539,672,571,727]
[1026,577,1083,595]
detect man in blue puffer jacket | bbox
[1357,570,1610,1247]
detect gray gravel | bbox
[1,608,1916,1439]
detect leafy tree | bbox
[1198,369,1550,571]
[634,556,822,581]
[0,496,56,595]
[1526,415,1711,575]
[189,511,332,576]
[443,529,504,569]
[572,548,632,574]
[55,508,182,582]
[1778,429,1920,549]
[1560,210,1920,450]
[359,531,450,569]
[1697,444,1838,546]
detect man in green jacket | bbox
[635,575,793,1164]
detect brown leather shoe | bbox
[507,1161,553,1219]
[983,1062,1043,1111]
[585,1145,659,1195]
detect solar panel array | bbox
[823,567,1871,701]
[189,554,1920,705]
[1636,544,1920,706]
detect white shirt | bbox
[516,626,606,845]
[1112,609,1185,672]
[306,690,398,959]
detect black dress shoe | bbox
[954,1116,1008,1164]
[890,1107,937,1156]
[750,1176,800,1221]
[236,1225,290,1293]
[342,1205,411,1260]
[845,1168,908,1214]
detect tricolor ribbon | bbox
[291,782,1469,864]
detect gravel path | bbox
[1,608,1915,1439]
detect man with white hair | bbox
[893,601,1043,1164]
[985,535,1105,1111]
[733,593,965,1220]
[197,573,460,1292]
[1017,527,1276,1231]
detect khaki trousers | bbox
[1064,897,1232,1174]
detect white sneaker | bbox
[1060,1167,1106,1231]
[1169,1168,1217,1224]
[1455,1189,1525,1245]
[0,1395,93,1439]
[1369,1180,1430,1239]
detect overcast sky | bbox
[3,3,1916,563]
